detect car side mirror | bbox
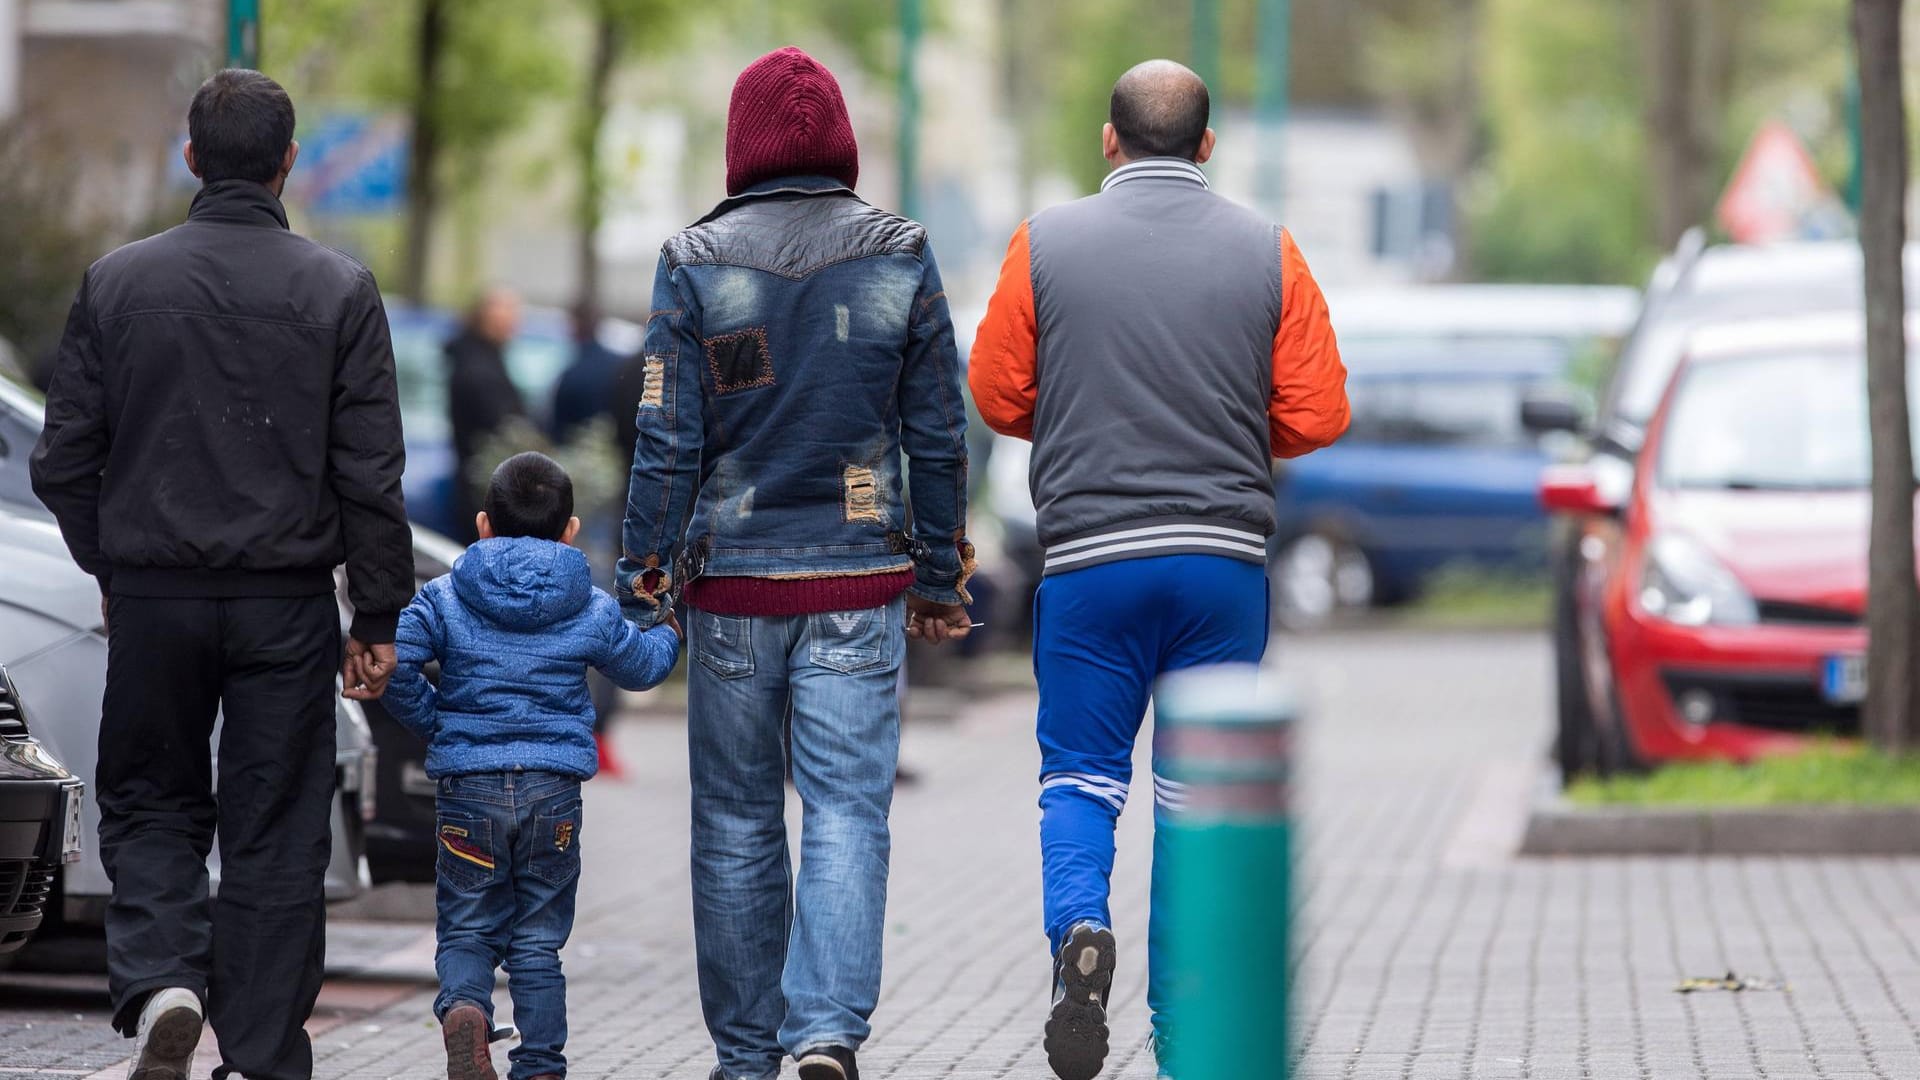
[1539,464,1625,516]
[1520,391,1586,436]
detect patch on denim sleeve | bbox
[704,328,775,395]
[553,819,574,852]
[639,356,666,408]
[843,465,881,523]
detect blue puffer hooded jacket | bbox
[386,536,681,778]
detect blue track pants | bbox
[1033,553,1269,1038]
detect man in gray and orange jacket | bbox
[968,58,1348,1080]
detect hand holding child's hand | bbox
[342,638,397,701]
[663,611,684,641]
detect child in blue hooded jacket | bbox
[385,451,681,1080]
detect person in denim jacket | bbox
[615,47,972,1080]
[387,452,682,1080]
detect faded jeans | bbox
[685,598,905,1080]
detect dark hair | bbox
[484,452,575,541]
[187,69,296,185]
[1109,62,1210,161]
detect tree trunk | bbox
[997,0,1037,214]
[402,0,445,304]
[1423,0,1479,278]
[574,9,620,316]
[1642,0,1737,250]
[1854,0,1920,752]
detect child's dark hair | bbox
[484,452,574,540]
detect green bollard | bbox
[1155,664,1294,1080]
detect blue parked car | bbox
[386,303,641,537]
[1269,286,1637,627]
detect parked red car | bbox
[1543,315,1872,769]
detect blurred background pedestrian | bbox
[445,286,527,543]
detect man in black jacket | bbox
[30,69,413,1080]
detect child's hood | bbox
[450,537,594,631]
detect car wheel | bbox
[1593,699,1644,777]
[1272,531,1374,630]
[1551,530,1600,780]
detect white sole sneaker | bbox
[130,988,203,1080]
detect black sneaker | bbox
[1045,922,1117,1080]
[795,1044,859,1080]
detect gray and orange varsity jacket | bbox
[969,156,1350,575]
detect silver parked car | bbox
[0,499,375,930]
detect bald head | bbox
[1108,60,1211,161]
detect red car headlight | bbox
[1637,534,1757,627]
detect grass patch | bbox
[1567,743,1920,807]
[1392,566,1550,630]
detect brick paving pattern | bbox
[6,628,1920,1078]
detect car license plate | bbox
[1822,654,1866,705]
[61,786,84,863]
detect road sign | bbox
[1716,120,1843,244]
[286,114,409,217]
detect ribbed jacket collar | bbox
[1100,157,1210,192]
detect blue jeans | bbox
[685,598,905,1080]
[1032,555,1268,1041]
[432,771,584,1080]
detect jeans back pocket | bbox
[806,607,893,675]
[436,810,498,892]
[528,799,583,888]
[695,612,756,679]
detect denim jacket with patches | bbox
[615,176,971,624]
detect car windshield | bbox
[1346,376,1535,448]
[1340,337,1572,449]
[1659,349,1900,490]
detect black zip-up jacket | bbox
[29,180,413,643]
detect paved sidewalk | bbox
[9,628,1920,1078]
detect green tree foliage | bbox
[1001,0,1387,195]
[1470,0,1650,284]
[756,0,904,75]
[1471,0,1854,284]
[262,0,566,166]
[261,0,568,301]
[0,127,110,380]
[992,0,1202,194]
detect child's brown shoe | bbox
[442,1002,498,1080]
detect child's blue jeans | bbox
[432,770,584,1080]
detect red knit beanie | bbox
[725,47,860,196]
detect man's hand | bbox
[341,638,397,701]
[99,594,110,635]
[905,594,971,646]
[663,610,684,642]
